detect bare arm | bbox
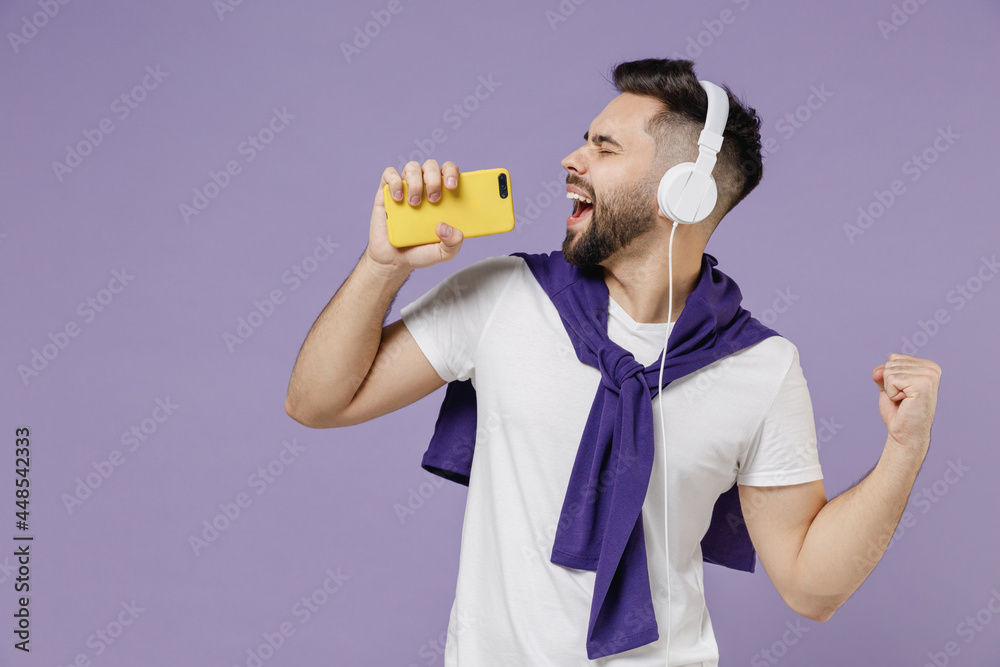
[740,354,941,621]
[284,159,466,428]
[285,251,416,428]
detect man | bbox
[285,58,941,666]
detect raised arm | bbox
[284,159,466,428]
[740,353,941,621]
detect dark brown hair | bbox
[609,58,764,229]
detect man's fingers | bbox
[886,378,905,401]
[379,166,404,203]
[441,161,460,189]
[436,222,464,258]
[873,363,903,399]
[380,161,460,206]
[874,354,941,418]
[402,161,423,205]
[422,160,443,202]
[878,362,911,401]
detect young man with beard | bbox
[285,58,941,666]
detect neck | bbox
[601,224,706,324]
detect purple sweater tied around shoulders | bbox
[419,249,780,659]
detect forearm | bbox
[791,437,925,619]
[285,247,412,426]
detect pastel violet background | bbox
[2,0,998,665]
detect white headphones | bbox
[655,78,728,662]
[656,80,729,225]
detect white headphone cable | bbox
[656,219,679,664]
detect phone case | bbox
[384,168,515,248]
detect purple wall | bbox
[2,0,998,664]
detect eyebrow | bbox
[583,130,624,150]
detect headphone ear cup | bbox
[657,162,695,223]
[657,163,718,224]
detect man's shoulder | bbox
[686,336,807,418]
[739,333,799,362]
[470,250,562,271]
[468,253,530,271]
[428,253,533,306]
[447,251,557,288]
[727,333,803,384]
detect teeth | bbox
[566,192,593,205]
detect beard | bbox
[562,175,660,269]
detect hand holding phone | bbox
[365,159,467,275]
[383,167,515,249]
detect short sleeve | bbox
[737,345,824,486]
[399,255,519,384]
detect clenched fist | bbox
[872,353,942,457]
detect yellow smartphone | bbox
[384,168,515,248]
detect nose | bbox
[561,145,587,176]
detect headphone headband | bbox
[693,81,728,177]
[698,81,729,145]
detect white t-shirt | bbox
[400,254,823,667]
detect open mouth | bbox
[567,191,594,223]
